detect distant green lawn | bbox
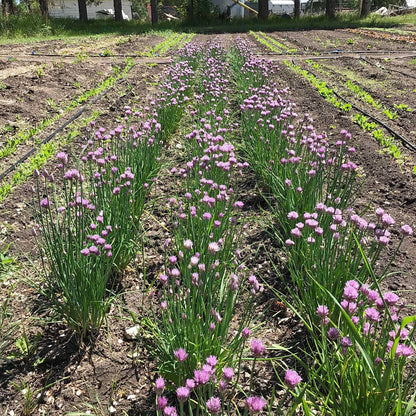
[0,12,415,43]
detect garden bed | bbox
[0,30,415,415]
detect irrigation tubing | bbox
[0,61,140,183]
[359,55,416,81]
[0,53,170,59]
[255,49,416,57]
[291,59,416,153]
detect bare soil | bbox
[0,29,415,415]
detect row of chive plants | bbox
[32,47,199,342]
[229,38,416,415]
[147,40,302,416]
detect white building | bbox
[49,0,132,20]
[269,0,309,15]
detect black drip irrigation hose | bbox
[255,49,416,57]
[291,58,416,154]
[359,55,416,81]
[0,62,139,183]
[0,53,170,59]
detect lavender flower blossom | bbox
[245,396,267,414]
[206,397,221,414]
[284,369,302,389]
[174,348,188,362]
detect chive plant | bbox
[32,52,196,341]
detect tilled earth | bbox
[0,28,415,415]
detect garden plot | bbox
[252,28,416,54]
[0,32,415,416]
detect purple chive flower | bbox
[383,292,399,306]
[316,305,329,318]
[381,213,395,226]
[245,396,267,414]
[206,355,217,367]
[340,336,353,348]
[208,242,220,256]
[176,386,190,402]
[365,307,380,322]
[163,406,177,416]
[155,377,165,395]
[327,327,340,340]
[343,285,359,302]
[40,198,50,208]
[367,290,379,303]
[285,239,295,246]
[345,280,360,289]
[186,378,195,390]
[242,327,251,339]
[287,211,299,220]
[80,248,90,256]
[56,152,68,164]
[290,228,302,239]
[379,236,389,246]
[250,339,266,357]
[206,397,221,414]
[233,201,244,209]
[400,224,413,236]
[219,380,227,391]
[223,367,234,381]
[284,369,302,389]
[89,245,99,255]
[157,396,168,410]
[183,239,193,250]
[174,348,188,362]
[194,369,210,386]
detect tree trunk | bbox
[78,0,88,21]
[114,0,123,21]
[150,0,157,24]
[294,0,300,18]
[360,0,371,17]
[4,0,14,14]
[188,0,194,22]
[38,0,48,17]
[325,0,335,18]
[258,0,268,20]
[24,0,32,13]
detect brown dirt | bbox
[0,30,415,415]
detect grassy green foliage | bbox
[1,13,416,42]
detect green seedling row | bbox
[286,61,408,167]
[0,58,135,164]
[0,112,100,204]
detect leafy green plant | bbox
[35,65,44,78]
[46,98,57,110]
[383,108,397,120]
[394,103,413,112]
[346,38,355,44]
[8,329,41,360]
[0,240,14,273]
